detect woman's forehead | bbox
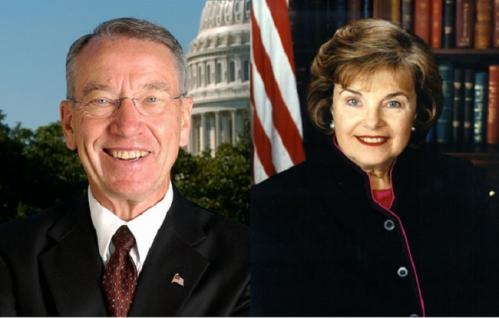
[336,66,415,93]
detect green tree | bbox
[173,136,251,224]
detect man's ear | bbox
[60,100,77,150]
[179,96,193,148]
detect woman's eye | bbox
[387,100,402,108]
[346,98,360,107]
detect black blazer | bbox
[0,188,250,316]
[250,145,499,316]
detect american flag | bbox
[251,0,305,184]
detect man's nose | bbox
[110,98,143,136]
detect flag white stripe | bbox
[253,152,269,184]
[252,0,303,137]
[251,55,294,172]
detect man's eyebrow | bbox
[82,83,112,97]
[142,81,171,91]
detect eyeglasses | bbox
[67,92,186,118]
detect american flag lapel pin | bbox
[171,273,185,287]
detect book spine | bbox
[463,69,475,143]
[431,0,443,48]
[453,68,464,144]
[494,0,499,47]
[414,0,431,43]
[443,0,456,48]
[437,63,454,143]
[487,65,499,144]
[332,0,348,30]
[372,0,391,20]
[391,0,401,24]
[474,0,494,48]
[456,0,475,47]
[401,0,414,31]
[362,0,373,18]
[473,71,488,144]
[348,0,362,22]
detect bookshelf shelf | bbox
[434,49,499,56]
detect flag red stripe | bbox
[264,0,297,72]
[251,11,305,164]
[250,64,276,178]
[251,105,276,178]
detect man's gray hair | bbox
[65,17,186,98]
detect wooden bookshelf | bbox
[433,51,499,185]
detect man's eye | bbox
[90,98,112,106]
[387,100,402,108]
[144,96,158,104]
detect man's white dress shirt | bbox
[88,182,173,274]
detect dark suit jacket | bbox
[0,188,250,316]
[251,145,499,316]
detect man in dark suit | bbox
[0,17,249,316]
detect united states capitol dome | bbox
[186,0,250,155]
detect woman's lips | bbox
[355,135,389,146]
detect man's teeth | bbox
[111,150,148,160]
[359,137,387,143]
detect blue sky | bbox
[0,0,205,129]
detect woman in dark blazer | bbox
[250,19,499,316]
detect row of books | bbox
[338,0,499,49]
[426,64,499,144]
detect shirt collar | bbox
[89,183,173,270]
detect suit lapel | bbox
[129,189,210,316]
[39,197,107,316]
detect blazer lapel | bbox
[129,190,210,316]
[39,197,107,316]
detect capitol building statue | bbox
[186,0,251,155]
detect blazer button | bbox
[397,266,409,278]
[384,219,395,231]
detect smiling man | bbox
[0,18,249,316]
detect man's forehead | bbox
[81,81,172,96]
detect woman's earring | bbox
[330,121,335,129]
[411,126,416,132]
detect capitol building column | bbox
[186,0,250,155]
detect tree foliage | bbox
[0,113,250,224]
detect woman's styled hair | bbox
[307,19,442,139]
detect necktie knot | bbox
[112,225,135,252]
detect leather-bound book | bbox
[494,0,499,47]
[401,0,414,31]
[463,69,475,144]
[348,0,362,22]
[453,68,464,144]
[414,0,431,43]
[438,63,454,143]
[474,0,493,48]
[372,0,391,20]
[456,0,475,47]
[431,0,443,48]
[474,71,488,144]
[443,0,456,48]
[362,0,373,18]
[390,0,401,24]
[487,65,499,144]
